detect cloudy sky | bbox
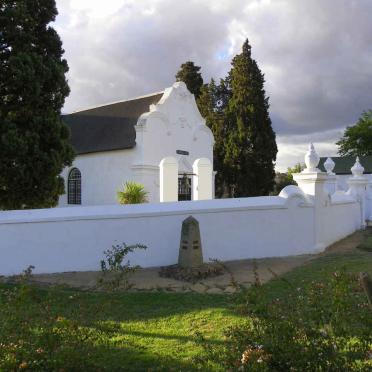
[54,0,372,171]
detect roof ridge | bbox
[71,91,164,114]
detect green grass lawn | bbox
[1,232,372,371]
[263,246,372,302]
[0,284,245,370]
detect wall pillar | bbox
[293,143,329,251]
[193,158,213,200]
[347,157,368,228]
[294,172,329,252]
[324,176,337,195]
[159,157,178,202]
[366,179,372,223]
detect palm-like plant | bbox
[117,182,149,204]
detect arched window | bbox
[68,168,81,205]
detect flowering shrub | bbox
[201,270,372,371]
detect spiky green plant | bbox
[117,182,148,204]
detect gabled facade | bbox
[58,82,215,206]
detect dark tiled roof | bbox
[319,156,372,174]
[62,115,137,155]
[62,92,163,155]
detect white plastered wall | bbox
[0,183,362,276]
[0,194,314,275]
[58,149,136,206]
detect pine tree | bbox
[0,0,74,209]
[224,39,277,197]
[175,61,203,99]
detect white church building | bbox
[58,82,215,206]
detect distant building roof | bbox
[62,92,164,155]
[319,156,372,174]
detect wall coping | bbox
[330,190,357,205]
[0,196,312,225]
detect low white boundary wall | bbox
[0,184,362,275]
[1,145,369,276]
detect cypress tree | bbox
[198,78,232,197]
[0,0,74,209]
[175,61,203,99]
[198,80,223,197]
[224,39,277,196]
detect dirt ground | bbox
[12,231,366,294]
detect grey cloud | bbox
[243,0,372,135]
[55,0,372,168]
[58,0,234,112]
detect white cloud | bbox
[276,128,343,171]
[67,0,127,18]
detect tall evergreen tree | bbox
[175,61,203,99]
[198,80,224,196]
[0,0,74,209]
[198,78,232,197]
[224,39,277,196]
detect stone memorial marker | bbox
[178,216,203,268]
[159,215,222,282]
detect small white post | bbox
[159,157,178,202]
[324,157,337,194]
[193,158,213,200]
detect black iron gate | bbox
[178,174,192,201]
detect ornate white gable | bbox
[132,82,214,202]
[136,81,214,144]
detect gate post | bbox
[347,157,368,228]
[193,158,213,200]
[159,157,178,202]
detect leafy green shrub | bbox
[117,181,148,204]
[200,270,372,371]
[98,242,147,291]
